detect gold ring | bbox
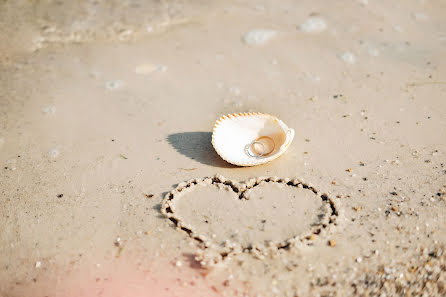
[254,136,275,156]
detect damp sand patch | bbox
[161,176,340,267]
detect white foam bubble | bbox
[134,64,167,75]
[158,65,168,72]
[243,29,277,45]
[413,13,428,21]
[299,17,327,33]
[48,148,60,159]
[135,64,157,74]
[393,25,404,32]
[105,80,123,90]
[367,47,380,57]
[42,105,56,114]
[340,51,356,64]
[229,87,241,96]
[305,73,321,82]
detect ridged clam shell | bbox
[212,112,294,166]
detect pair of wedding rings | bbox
[244,136,275,158]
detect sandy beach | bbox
[0,0,445,296]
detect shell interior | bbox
[212,113,294,166]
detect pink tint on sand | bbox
[6,257,227,297]
[74,269,217,297]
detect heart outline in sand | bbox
[161,176,339,265]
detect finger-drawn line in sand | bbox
[161,176,340,267]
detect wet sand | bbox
[0,0,445,296]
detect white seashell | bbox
[212,112,295,166]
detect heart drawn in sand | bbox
[161,176,339,264]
